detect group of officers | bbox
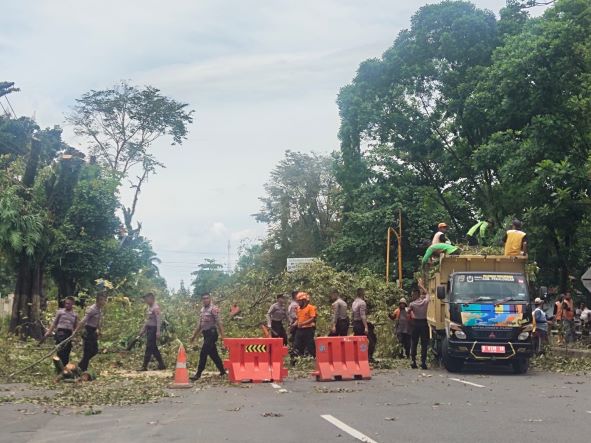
[265,288,379,364]
[44,291,228,381]
[42,219,533,379]
[44,282,434,380]
[265,285,431,369]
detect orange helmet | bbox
[296,292,310,301]
[438,222,448,229]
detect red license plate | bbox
[481,345,505,354]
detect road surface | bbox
[1,366,590,443]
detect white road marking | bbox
[321,414,379,443]
[587,411,591,414]
[271,383,282,389]
[449,378,486,388]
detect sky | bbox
[1,0,517,289]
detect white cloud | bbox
[0,0,518,287]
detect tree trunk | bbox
[9,259,44,339]
[55,274,76,306]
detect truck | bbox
[426,255,534,374]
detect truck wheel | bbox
[442,337,463,373]
[431,330,442,358]
[511,358,529,374]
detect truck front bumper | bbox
[448,339,533,361]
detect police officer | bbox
[266,294,289,345]
[352,288,369,337]
[139,292,166,371]
[75,292,107,371]
[288,290,299,342]
[409,279,430,369]
[43,296,78,366]
[294,292,317,358]
[329,289,349,336]
[352,288,377,361]
[190,293,226,380]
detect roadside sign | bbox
[582,267,591,292]
[286,257,316,272]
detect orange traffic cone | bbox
[170,344,191,389]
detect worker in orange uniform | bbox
[503,219,528,256]
[431,223,449,245]
[562,292,575,343]
[293,292,317,359]
[389,297,412,359]
[554,295,564,345]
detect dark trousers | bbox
[55,329,73,366]
[294,327,316,357]
[397,332,411,358]
[352,320,365,336]
[196,328,225,376]
[353,320,377,360]
[329,318,350,336]
[143,326,165,369]
[271,321,288,346]
[79,326,99,371]
[411,319,429,364]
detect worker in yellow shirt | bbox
[503,219,528,256]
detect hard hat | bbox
[296,292,309,301]
[399,298,407,305]
[534,297,543,305]
[438,223,448,229]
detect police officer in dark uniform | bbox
[139,292,166,371]
[43,296,78,365]
[190,293,226,380]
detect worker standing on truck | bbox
[139,292,166,371]
[431,222,449,245]
[43,296,78,366]
[329,289,349,336]
[190,293,226,380]
[75,292,107,372]
[503,219,528,256]
[389,297,412,358]
[409,279,430,369]
[421,243,461,267]
[294,292,317,358]
[266,294,288,345]
[467,220,494,246]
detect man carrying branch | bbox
[42,296,78,366]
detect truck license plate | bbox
[481,345,505,354]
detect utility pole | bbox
[386,209,403,288]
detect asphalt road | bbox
[1,365,590,443]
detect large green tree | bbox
[255,151,341,273]
[333,0,591,289]
[67,81,194,235]
[191,259,229,296]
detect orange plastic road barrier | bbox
[223,338,288,383]
[313,336,371,382]
[170,344,191,389]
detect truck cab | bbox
[427,255,534,374]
